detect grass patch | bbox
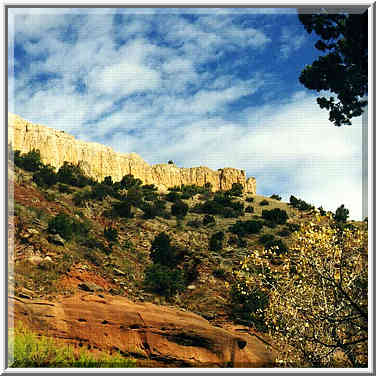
[9,323,136,368]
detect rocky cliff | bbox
[8,113,256,193]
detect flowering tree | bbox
[233,215,368,367]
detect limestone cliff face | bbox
[8,113,256,193]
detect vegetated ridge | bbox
[8,113,256,194]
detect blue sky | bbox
[8,7,366,219]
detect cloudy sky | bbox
[8,7,367,220]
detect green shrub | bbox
[287,223,300,233]
[229,220,263,237]
[168,185,181,192]
[91,183,114,201]
[104,227,118,242]
[165,191,181,202]
[141,200,166,219]
[203,214,216,226]
[112,201,134,218]
[81,236,106,253]
[126,187,143,207]
[72,217,91,237]
[334,204,349,223]
[222,207,238,218]
[13,150,22,168]
[120,174,142,190]
[44,191,57,202]
[150,232,182,267]
[264,220,277,229]
[48,213,73,240]
[142,184,158,192]
[72,189,91,207]
[181,183,211,197]
[263,238,288,255]
[230,201,244,213]
[209,231,225,252]
[261,208,288,225]
[259,199,269,206]
[245,206,254,213]
[32,165,57,188]
[213,192,233,206]
[183,257,201,284]
[57,162,92,187]
[227,182,243,197]
[142,185,158,201]
[198,199,223,215]
[289,195,315,211]
[58,183,73,194]
[318,206,327,216]
[15,149,42,172]
[143,191,159,202]
[102,176,113,186]
[228,235,247,248]
[259,234,275,245]
[213,268,227,279]
[144,264,185,297]
[277,228,291,237]
[187,219,201,228]
[270,194,282,201]
[171,199,189,219]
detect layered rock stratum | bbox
[9,293,274,367]
[8,113,256,193]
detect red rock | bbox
[9,293,275,367]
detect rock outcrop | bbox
[8,113,256,193]
[9,293,274,367]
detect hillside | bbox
[8,146,367,368]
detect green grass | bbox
[9,323,136,368]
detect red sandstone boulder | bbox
[9,293,275,367]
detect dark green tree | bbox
[334,204,350,223]
[112,200,134,218]
[298,10,368,126]
[227,183,243,197]
[120,174,142,190]
[32,164,57,188]
[171,199,189,219]
[102,176,113,186]
[209,231,225,252]
[57,162,91,187]
[104,226,118,242]
[16,149,43,172]
[47,213,73,240]
[144,264,185,297]
[150,232,181,267]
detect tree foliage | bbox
[14,149,42,172]
[150,232,181,267]
[334,204,350,223]
[32,164,57,188]
[233,215,368,367]
[298,11,368,126]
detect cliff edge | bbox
[8,113,256,193]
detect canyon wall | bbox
[8,113,256,193]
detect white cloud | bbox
[280,26,307,59]
[89,61,161,96]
